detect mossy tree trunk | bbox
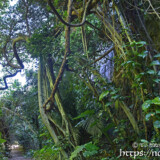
[38,56,79,159]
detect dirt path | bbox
[9,149,32,160]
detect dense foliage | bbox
[0,0,160,160]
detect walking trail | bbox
[9,148,32,160]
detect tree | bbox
[0,0,160,159]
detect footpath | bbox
[9,148,32,160]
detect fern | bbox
[70,145,85,160]
[69,142,99,160]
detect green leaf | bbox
[145,112,155,121]
[129,41,146,47]
[85,142,99,151]
[152,97,160,105]
[70,145,85,160]
[156,109,160,114]
[39,133,47,137]
[127,41,136,47]
[142,100,152,111]
[105,102,112,107]
[73,110,94,120]
[154,53,160,58]
[83,142,99,157]
[99,90,109,101]
[153,79,160,83]
[150,60,160,66]
[111,95,120,100]
[103,123,115,132]
[110,90,118,95]
[83,150,98,157]
[40,148,45,153]
[147,70,155,75]
[141,139,148,143]
[0,138,6,144]
[135,41,146,46]
[138,51,148,58]
[153,121,160,128]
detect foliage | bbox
[33,144,60,160]
[0,132,7,159]
[0,0,160,159]
[0,132,6,144]
[70,142,99,160]
[142,97,160,128]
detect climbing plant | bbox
[0,0,160,159]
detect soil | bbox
[8,149,32,160]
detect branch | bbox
[3,36,28,69]
[0,36,29,90]
[0,70,20,90]
[91,46,114,64]
[47,114,65,135]
[47,0,92,27]
[12,36,28,69]
[134,0,153,44]
[147,0,160,20]
[72,0,100,16]
[43,0,73,109]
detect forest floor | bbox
[9,148,32,160]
